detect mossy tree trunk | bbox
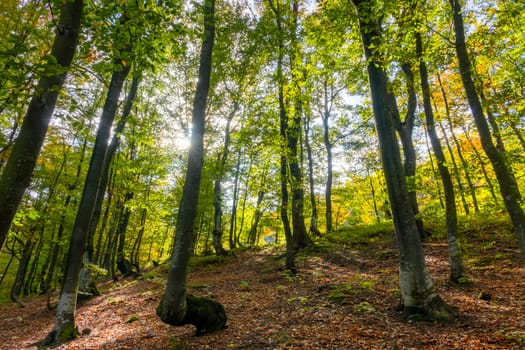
[351,0,457,321]
[156,0,226,334]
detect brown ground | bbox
[1,230,525,350]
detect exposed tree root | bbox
[403,295,458,322]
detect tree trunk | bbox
[228,148,241,249]
[288,0,312,251]
[321,81,334,233]
[10,237,34,306]
[352,0,456,320]
[88,75,140,260]
[437,120,470,214]
[422,124,445,210]
[41,59,130,345]
[437,71,479,213]
[416,32,465,283]
[272,4,294,271]
[304,109,321,236]
[213,106,236,255]
[461,124,499,205]
[392,63,424,238]
[449,0,525,263]
[156,0,226,335]
[248,189,266,246]
[0,0,82,250]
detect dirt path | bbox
[2,234,525,349]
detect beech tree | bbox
[449,0,525,262]
[415,29,465,282]
[349,0,456,320]
[156,0,227,335]
[0,0,83,250]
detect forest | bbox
[0,0,524,348]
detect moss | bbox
[56,324,79,343]
[403,296,458,323]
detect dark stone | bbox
[183,294,227,336]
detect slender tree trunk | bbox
[449,0,525,262]
[213,106,236,255]
[437,71,479,213]
[0,0,83,250]
[416,32,465,283]
[392,63,424,238]
[423,124,445,210]
[287,0,312,251]
[304,109,321,236]
[237,158,253,243]
[367,170,381,223]
[157,0,225,335]
[461,124,499,204]
[229,148,241,249]
[0,240,17,287]
[276,20,294,271]
[88,75,140,260]
[352,0,456,320]
[42,60,130,345]
[131,208,147,271]
[437,121,469,214]
[480,88,521,203]
[10,237,34,306]
[322,83,334,233]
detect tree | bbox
[449,0,525,263]
[41,50,131,348]
[156,0,226,335]
[416,30,465,283]
[0,0,83,250]
[349,0,456,320]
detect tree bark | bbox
[88,75,140,260]
[269,0,294,271]
[42,59,130,345]
[437,120,470,214]
[156,0,226,334]
[437,71,479,213]
[321,80,334,233]
[392,63,424,238]
[0,0,83,250]
[212,107,235,256]
[304,111,321,236]
[449,0,525,263]
[416,32,465,283]
[229,148,242,249]
[352,0,456,320]
[287,0,312,252]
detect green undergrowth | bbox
[189,254,229,268]
[325,221,395,245]
[423,211,514,241]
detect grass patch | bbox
[327,221,394,245]
[189,254,227,268]
[327,275,376,303]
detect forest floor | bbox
[2,223,525,349]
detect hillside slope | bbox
[1,230,525,349]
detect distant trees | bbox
[448,0,525,263]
